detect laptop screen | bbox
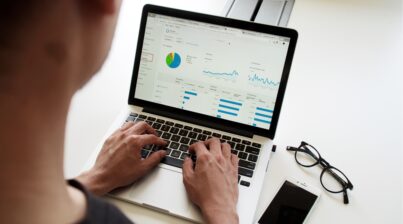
[134,13,291,131]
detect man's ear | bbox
[88,0,119,15]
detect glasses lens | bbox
[321,167,349,193]
[295,145,319,166]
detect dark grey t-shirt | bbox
[69,180,133,224]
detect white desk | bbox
[65,0,403,223]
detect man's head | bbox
[0,0,122,95]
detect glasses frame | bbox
[287,141,354,204]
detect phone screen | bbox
[258,180,318,224]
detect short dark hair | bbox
[0,1,39,46]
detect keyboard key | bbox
[165,148,172,156]
[231,150,238,155]
[193,128,202,133]
[165,121,174,126]
[179,144,189,152]
[139,115,147,119]
[252,143,262,148]
[190,139,198,145]
[197,134,207,141]
[171,135,180,142]
[212,133,222,138]
[245,146,260,155]
[152,123,162,130]
[141,149,149,159]
[222,135,231,140]
[242,140,251,145]
[227,141,236,148]
[161,156,183,168]
[238,167,253,177]
[145,120,153,125]
[202,130,212,135]
[180,137,190,145]
[240,180,250,187]
[179,129,189,136]
[156,130,163,137]
[169,127,180,134]
[188,132,198,139]
[136,118,144,122]
[248,154,258,162]
[180,152,190,160]
[239,160,256,170]
[156,119,165,124]
[235,144,245,151]
[174,123,184,128]
[126,116,136,122]
[232,137,241,143]
[152,145,165,151]
[238,152,248,159]
[169,142,180,150]
[161,125,170,132]
[130,113,139,117]
[147,117,156,121]
[171,150,181,158]
[161,132,171,140]
[184,126,193,130]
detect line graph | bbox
[248,74,280,89]
[202,70,239,80]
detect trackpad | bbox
[128,167,202,221]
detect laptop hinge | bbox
[143,106,254,138]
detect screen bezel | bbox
[128,4,298,139]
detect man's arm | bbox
[183,139,240,224]
[76,121,167,196]
[76,122,239,223]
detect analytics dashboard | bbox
[134,13,290,130]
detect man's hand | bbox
[76,121,167,196]
[183,138,239,224]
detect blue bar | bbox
[254,118,271,124]
[183,96,190,100]
[219,99,242,106]
[255,112,272,118]
[218,104,240,111]
[256,107,273,113]
[218,110,238,116]
[253,123,257,127]
[185,91,197,96]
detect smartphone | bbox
[258,179,321,224]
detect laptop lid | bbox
[128,4,298,139]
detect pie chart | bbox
[166,52,181,69]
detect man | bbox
[0,0,239,224]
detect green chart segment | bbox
[166,52,181,69]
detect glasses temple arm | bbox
[343,190,349,204]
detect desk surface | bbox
[65,0,403,223]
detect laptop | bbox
[84,4,297,224]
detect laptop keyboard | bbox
[125,113,262,187]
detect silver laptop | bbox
[84,5,297,224]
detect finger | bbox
[231,154,239,168]
[221,143,231,159]
[188,141,209,157]
[205,138,222,156]
[136,134,167,148]
[127,121,157,135]
[121,121,135,131]
[182,157,194,180]
[141,150,166,171]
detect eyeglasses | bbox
[286,141,353,204]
